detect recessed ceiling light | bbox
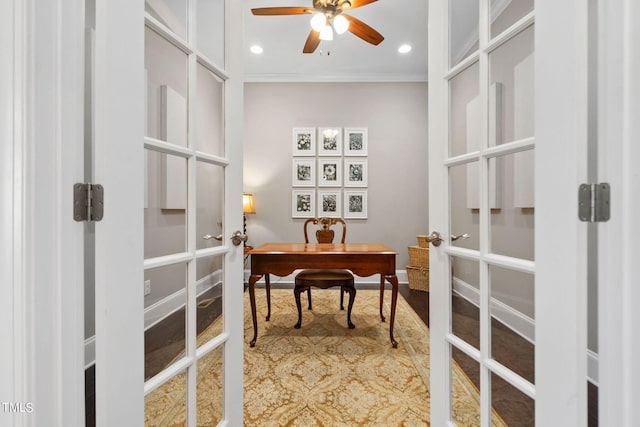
[250,45,263,54]
[398,44,412,54]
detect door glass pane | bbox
[196,64,225,156]
[145,371,187,426]
[145,26,188,147]
[449,0,479,68]
[197,161,224,250]
[196,0,225,67]
[489,25,534,146]
[489,264,535,382]
[145,0,187,40]
[196,255,224,344]
[145,150,187,258]
[449,61,480,157]
[489,151,534,260]
[144,263,187,380]
[450,162,480,251]
[452,257,480,350]
[450,346,481,425]
[196,346,224,425]
[490,0,534,39]
[491,372,535,426]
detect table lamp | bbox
[243,193,256,247]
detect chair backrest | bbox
[303,217,347,244]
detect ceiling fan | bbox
[251,0,384,54]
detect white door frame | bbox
[1,0,86,426]
[534,0,590,425]
[597,0,640,424]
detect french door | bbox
[92,0,244,425]
[429,0,640,425]
[429,0,562,425]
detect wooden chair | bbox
[294,217,356,329]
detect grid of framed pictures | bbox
[291,127,368,219]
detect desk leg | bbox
[265,274,271,321]
[248,274,262,348]
[379,275,386,322]
[385,274,399,348]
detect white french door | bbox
[430,0,640,425]
[93,0,244,425]
[428,0,587,425]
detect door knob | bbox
[230,230,248,246]
[426,231,444,247]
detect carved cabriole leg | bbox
[385,274,399,348]
[346,287,356,329]
[265,274,271,321]
[248,274,262,347]
[379,275,386,322]
[294,286,305,329]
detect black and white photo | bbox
[318,158,342,187]
[292,158,316,186]
[292,128,316,156]
[344,128,368,156]
[318,190,341,217]
[344,190,368,219]
[292,190,316,218]
[318,127,342,156]
[344,159,368,187]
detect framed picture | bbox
[344,159,368,187]
[292,128,316,156]
[318,158,342,187]
[344,190,368,219]
[344,128,368,156]
[292,158,316,187]
[318,190,342,218]
[292,190,316,218]
[317,127,342,156]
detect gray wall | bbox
[243,82,429,270]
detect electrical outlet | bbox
[144,280,151,296]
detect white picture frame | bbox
[318,190,342,218]
[318,158,342,187]
[292,158,316,187]
[344,190,368,219]
[292,127,316,156]
[344,128,368,156]
[344,158,368,187]
[292,190,316,218]
[317,127,342,156]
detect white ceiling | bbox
[243,0,429,82]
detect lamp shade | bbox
[243,193,256,214]
[333,15,350,34]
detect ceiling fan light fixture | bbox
[310,13,327,32]
[333,15,350,34]
[319,24,333,41]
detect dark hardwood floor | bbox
[399,285,599,427]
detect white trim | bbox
[243,73,429,83]
[452,277,534,343]
[145,271,223,329]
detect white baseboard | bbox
[452,276,600,385]
[85,270,222,368]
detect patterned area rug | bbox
[144,289,507,426]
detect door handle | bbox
[203,234,223,241]
[452,233,471,241]
[426,231,444,247]
[230,230,248,246]
[426,231,471,247]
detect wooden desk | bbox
[247,243,400,348]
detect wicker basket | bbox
[406,266,429,292]
[416,235,429,248]
[408,245,429,267]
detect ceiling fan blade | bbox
[251,7,310,16]
[343,0,378,9]
[342,14,384,46]
[303,30,321,54]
